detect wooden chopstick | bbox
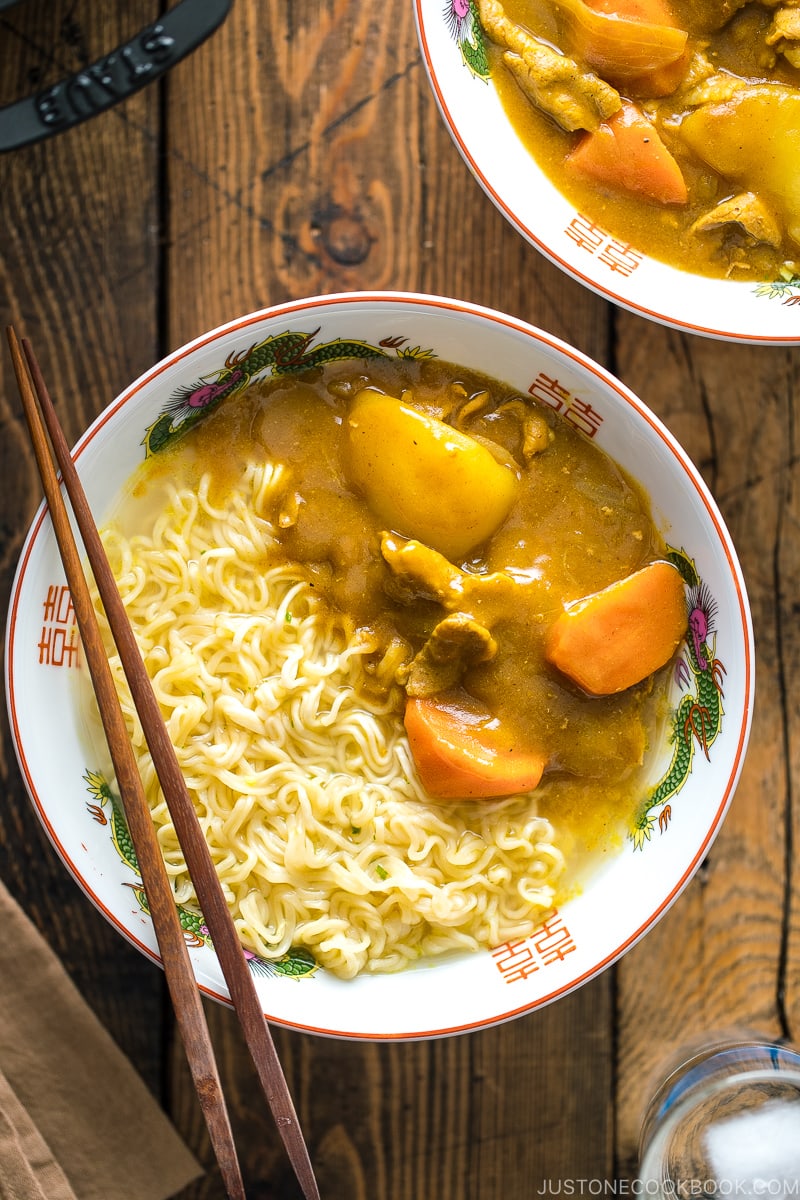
[11,332,321,1200]
[7,327,246,1199]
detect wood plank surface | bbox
[613,329,799,1170]
[0,0,167,1090]
[0,1,796,1198]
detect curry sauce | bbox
[162,355,683,865]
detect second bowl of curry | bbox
[416,0,800,343]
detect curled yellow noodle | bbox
[90,462,564,979]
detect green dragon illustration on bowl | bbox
[144,326,435,456]
[631,546,726,849]
[445,0,490,78]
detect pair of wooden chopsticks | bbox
[7,329,321,1200]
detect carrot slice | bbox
[404,696,546,800]
[566,100,688,204]
[545,560,688,696]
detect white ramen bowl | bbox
[414,1,800,344]
[5,292,754,1040]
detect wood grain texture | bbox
[0,0,169,1092]
[2,0,797,1197]
[612,324,798,1169]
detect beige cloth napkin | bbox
[0,876,202,1200]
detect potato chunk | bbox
[346,389,518,560]
[679,84,800,245]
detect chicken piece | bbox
[690,192,782,248]
[478,0,620,132]
[496,399,553,461]
[672,48,716,94]
[381,534,464,604]
[680,71,749,108]
[501,51,621,131]
[766,4,800,68]
[451,389,492,428]
[380,533,519,627]
[404,614,498,698]
[380,534,516,695]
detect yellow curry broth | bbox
[166,356,678,864]
[488,0,800,279]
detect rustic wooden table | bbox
[0,2,797,1198]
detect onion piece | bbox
[551,0,688,78]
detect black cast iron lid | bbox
[0,0,232,151]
